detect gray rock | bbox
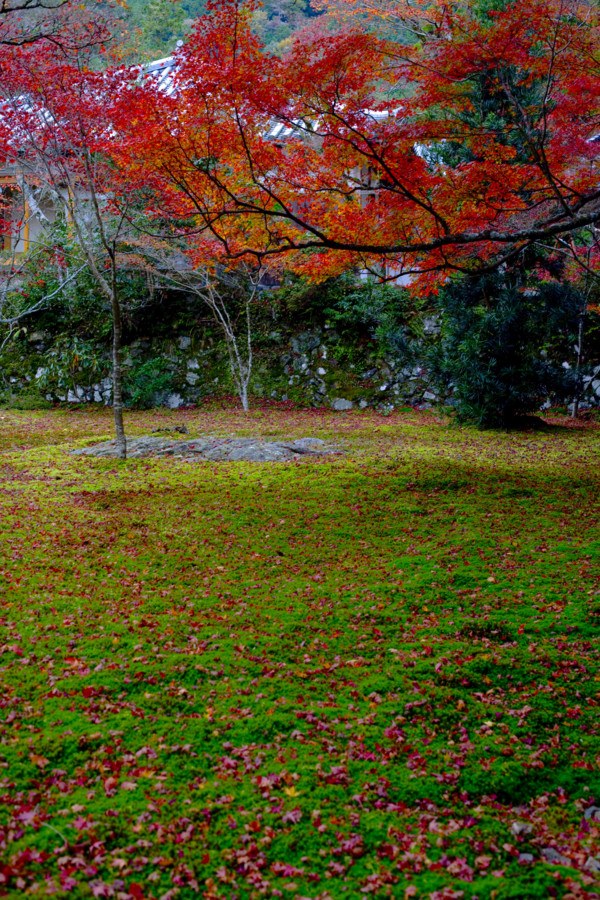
[585,857,600,873]
[317,367,326,376]
[186,372,199,386]
[422,316,441,335]
[331,398,354,411]
[541,847,571,866]
[584,806,600,821]
[423,391,437,401]
[72,435,338,463]
[291,332,321,354]
[518,854,534,864]
[187,359,199,370]
[511,821,533,837]
[153,425,187,435]
[166,393,184,409]
[228,445,283,462]
[178,336,192,350]
[288,437,325,450]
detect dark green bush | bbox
[429,275,583,427]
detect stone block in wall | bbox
[291,332,322,354]
[331,397,354,411]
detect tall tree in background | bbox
[121,0,600,292]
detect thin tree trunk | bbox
[571,316,583,418]
[110,263,126,459]
[63,184,128,457]
[206,279,253,412]
[571,285,591,419]
[240,381,249,412]
[242,293,252,413]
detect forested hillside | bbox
[127,0,322,60]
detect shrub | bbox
[429,275,583,427]
[274,273,420,363]
[1,389,53,410]
[124,357,173,408]
[35,336,108,400]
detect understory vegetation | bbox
[3,257,599,423]
[0,407,599,898]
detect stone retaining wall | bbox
[3,323,600,412]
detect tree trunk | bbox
[240,381,249,412]
[571,314,584,419]
[110,269,126,459]
[61,186,128,457]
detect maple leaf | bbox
[29,753,49,769]
[283,785,301,797]
[282,808,303,824]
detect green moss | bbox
[0,407,598,898]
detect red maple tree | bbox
[0,20,139,454]
[119,0,600,291]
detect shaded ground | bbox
[0,405,599,899]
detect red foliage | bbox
[117,0,600,289]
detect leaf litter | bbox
[0,405,599,899]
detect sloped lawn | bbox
[1,405,599,899]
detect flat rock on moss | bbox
[71,435,338,462]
